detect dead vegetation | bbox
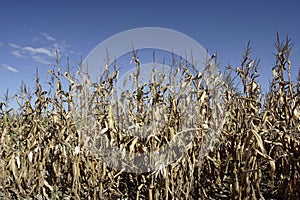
[0,34,299,199]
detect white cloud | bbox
[2,64,19,73]
[7,33,77,65]
[53,43,61,49]
[11,50,26,58]
[40,32,56,41]
[10,45,56,65]
[32,55,52,65]
[53,41,70,52]
[9,43,20,48]
[23,46,55,57]
[0,42,4,47]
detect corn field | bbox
[0,34,299,199]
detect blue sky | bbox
[1,0,300,104]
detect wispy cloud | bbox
[32,55,52,65]
[9,43,55,65]
[11,50,26,58]
[8,32,75,65]
[2,64,19,73]
[23,46,55,57]
[53,41,70,54]
[40,32,56,41]
[9,43,20,48]
[0,42,4,47]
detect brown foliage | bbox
[0,34,299,199]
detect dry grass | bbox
[0,34,299,199]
